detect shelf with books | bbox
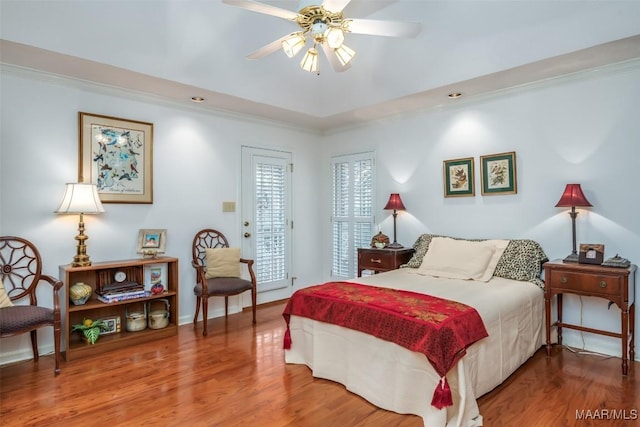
[59,257,179,361]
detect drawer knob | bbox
[370,258,382,264]
[560,276,568,284]
[599,281,607,288]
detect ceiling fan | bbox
[222,0,421,74]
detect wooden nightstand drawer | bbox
[357,248,414,277]
[359,252,395,270]
[547,270,621,296]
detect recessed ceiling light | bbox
[191,96,205,103]
[448,93,462,99]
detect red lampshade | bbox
[555,184,592,208]
[384,193,406,211]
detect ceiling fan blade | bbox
[322,0,352,13]
[223,0,299,21]
[342,0,397,18]
[321,41,351,72]
[247,33,300,60]
[344,18,421,38]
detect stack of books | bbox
[97,282,148,303]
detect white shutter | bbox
[255,161,286,284]
[331,153,375,278]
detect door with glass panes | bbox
[241,146,292,303]
[331,152,375,279]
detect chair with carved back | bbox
[0,236,63,375]
[191,229,257,336]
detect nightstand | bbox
[357,247,414,277]
[543,260,636,375]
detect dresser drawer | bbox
[547,270,621,296]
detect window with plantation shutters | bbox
[255,161,287,284]
[331,152,375,278]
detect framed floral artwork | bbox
[443,157,475,197]
[79,112,153,203]
[480,151,517,195]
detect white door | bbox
[241,146,293,303]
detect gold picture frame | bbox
[443,157,475,197]
[137,229,166,258]
[480,151,517,196]
[79,112,153,203]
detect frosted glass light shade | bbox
[282,33,306,58]
[326,27,344,49]
[300,47,319,73]
[335,44,355,66]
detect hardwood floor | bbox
[1,301,638,426]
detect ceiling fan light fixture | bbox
[282,32,306,58]
[311,21,328,38]
[300,47,319,73]
[335,43,355,66]
[326,27,344,49]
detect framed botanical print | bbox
[79,112,153,203]
[480,151,517,196]
[443,157,475,197]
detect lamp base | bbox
[387,242,403,249]
[72,213,92,267]
[71,254,92,267]
[562,253,579,263]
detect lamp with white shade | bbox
[55,183,105,267]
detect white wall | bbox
[321,61,640,360]
[0,70,324,364]
[2,60,640,366]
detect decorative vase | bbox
[370,231,390,248]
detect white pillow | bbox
[479,239,510,281]
[417,237,496,281]
[205,248,241,279]
[0,279,14,308]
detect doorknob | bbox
[244,232,251,238]
[244,221,250,226]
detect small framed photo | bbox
[579,243,604,265]
[137,229,166,257]
[480,151,517,195]
[99,316,121,335]
[143,263,168,294]
[443,157,475,197]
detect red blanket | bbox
[282,281,488,409]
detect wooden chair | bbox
[191,229,257,336]
[0,236,63,375]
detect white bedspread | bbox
[284,268,544,427]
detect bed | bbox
[283,235,548,427]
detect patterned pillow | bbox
[493,239,548,288]
[402,234,548,288]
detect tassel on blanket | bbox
[431,376,453,409]
[283,328,292,349]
